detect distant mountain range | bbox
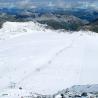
[0,7,98,32]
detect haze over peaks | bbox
[0,0,98,9]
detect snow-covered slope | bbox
[0,22,98,97]
[0,21,46,40]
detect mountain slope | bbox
[0,22,98,97]
[83,19,98,33]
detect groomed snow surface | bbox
[0,22,98,98]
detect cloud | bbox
[0,0,37,9]
[0,0,98,10]
[17,0,36,9]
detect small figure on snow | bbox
[61,94,65,98]
[19,87,22,90]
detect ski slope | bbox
[0,22,98,97]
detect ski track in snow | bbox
[17,37,75,85]
[17,34,79,85]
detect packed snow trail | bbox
[0,22,98,96]
[17,32,80,86]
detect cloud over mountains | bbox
[0,0,98,10]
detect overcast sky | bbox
[0,0,97,2]
[0,0,98,9]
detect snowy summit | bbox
[0,22,98,97]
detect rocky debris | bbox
[53,85,98,98]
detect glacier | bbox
[0,22,98,97]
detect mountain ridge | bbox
[0,7,98,32]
